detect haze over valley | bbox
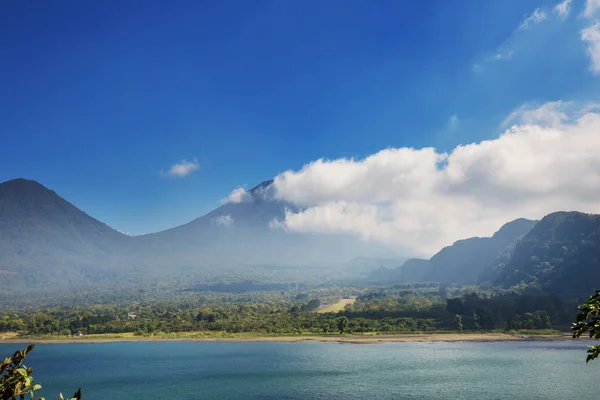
[2,176,600,301]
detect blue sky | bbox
[2,0,599,235]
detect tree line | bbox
[0,290,578,336]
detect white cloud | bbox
[215,214,234,227]
[501,101,572,128]
[269,103,600,256]
[554,0,572,17]
[222,187,251,204]
[581,22,600,74]
[584,0,600,17]
[160,158,199,178]
[519,8,548,30]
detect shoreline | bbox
[0,332,577,345]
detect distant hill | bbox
[426,218,538,284]
[0,178,130,287]
[368,219,537,285]
[4,178,599,296]
[0,178,398,290]
[379,213,600,297]
[491,211,600,296]
[366,258,430,282]
[395,258,432,281]
[344,257,407,275]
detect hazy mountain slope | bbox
[395,258,432,281]
[0,178,130,286]
[11,177,597,295]
[132,180,401,268]
[492,211,600,295]
[368,218,537,285]
[422,218,537,284]
[345,257,407,274]
[0,178,400,289]
[365,258,430,283]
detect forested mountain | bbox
[425,218,537,283]
[382,212,600,297]
[492,212,600,296]
[371,219,538,284]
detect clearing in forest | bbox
[316,297,357,313]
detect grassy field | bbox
[0,332,18,340]
[316,297,357,313]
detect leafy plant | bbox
[0,344,81,400]
[572,289,600,363]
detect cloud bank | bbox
[268,103,600,256]
[161,158,199,178]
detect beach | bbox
[0,332,575,345]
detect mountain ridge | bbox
[2,178,599,297]
[369,218,538,284]
[0,178,399,289]
[491,211,600,295]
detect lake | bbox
[1,340,598,399]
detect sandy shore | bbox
[0,332,575,345]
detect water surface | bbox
[1,340,598,400]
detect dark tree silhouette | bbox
[572,289,600,363]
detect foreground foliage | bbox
[0,344,80,400]
[572,289,600,362]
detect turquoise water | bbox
[1,340,598,399]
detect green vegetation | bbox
[0,344,80,400]
[0,285,574,338]
[573,289,600,362]
[493,212,600,295]
[336,316,348,334]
